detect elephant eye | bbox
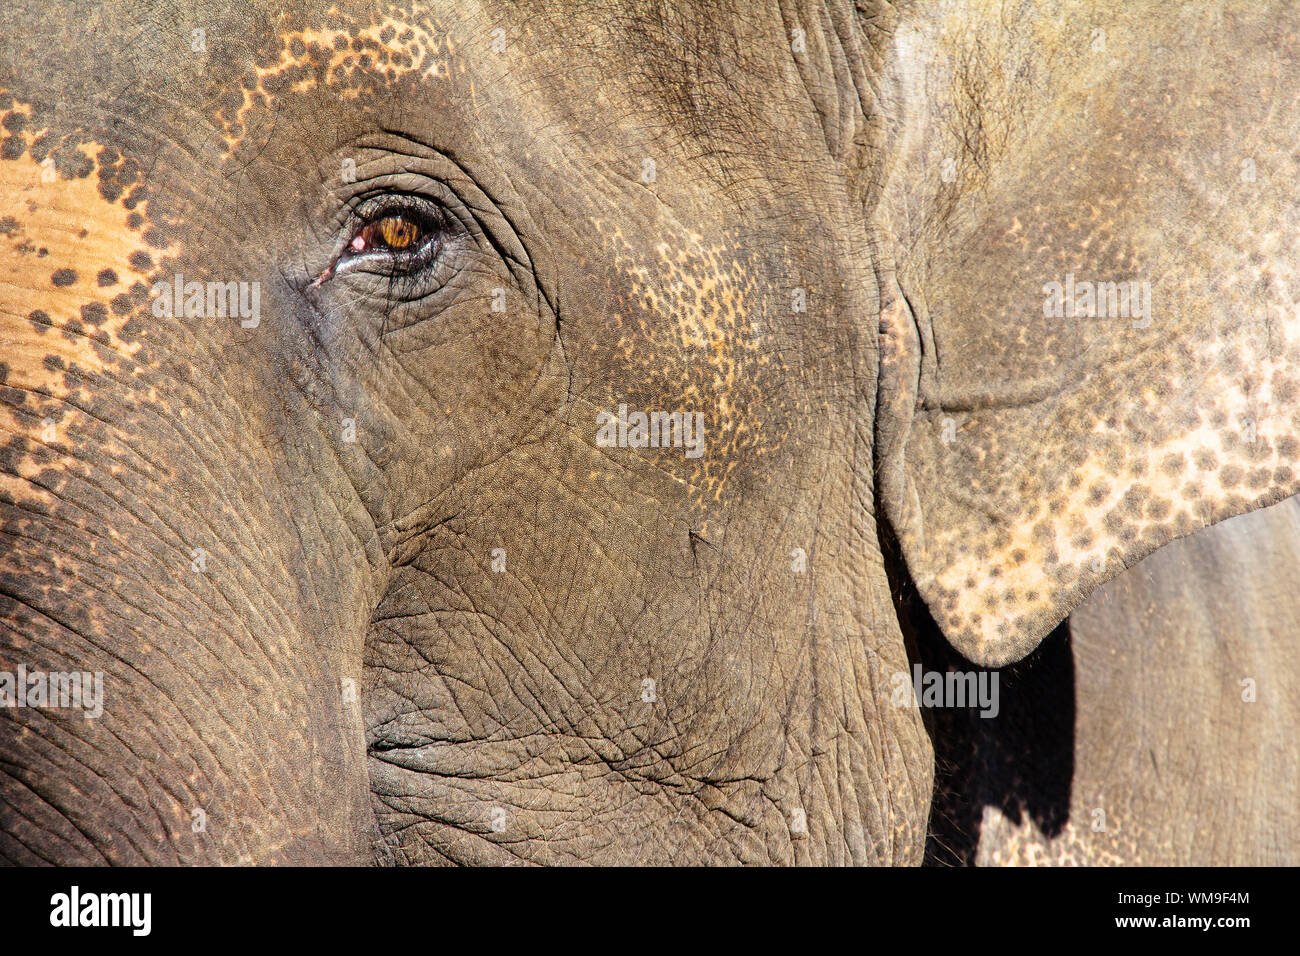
[344,208,442,263]
[349,213,429,254]
[311,193,456,293]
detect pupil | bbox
[378,216,419,249]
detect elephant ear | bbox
[873,3,1300,667]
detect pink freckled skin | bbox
[310,235,370,288]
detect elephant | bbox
[925,495,1300,866]
[1,0,1298,865]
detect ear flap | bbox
[874,4,1300,666]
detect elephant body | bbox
[928,497,1300,866]
[1,0,1298,864]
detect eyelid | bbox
[349,191,446,229]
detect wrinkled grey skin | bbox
[2,0,1299,865]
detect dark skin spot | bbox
[80,303,107,326]
[50,268,77,287]
[1219,465,1243,488]
[1159,452,1185,476]
[128,251,152,271]
[96,269,118,287]
[1120,484,1148,514]
[29,131,51,162]
[52,145,94,179]
[1085,482,1109,507]
[27,309,50,333]
[1247,466,1271,489]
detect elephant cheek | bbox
[865,684,938,864]
[0,507,378,864]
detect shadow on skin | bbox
[920,619,1075,866]
[880,521,1076,866]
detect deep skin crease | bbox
[0,0,1298,865]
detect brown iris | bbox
[378,215,420,249]
[349,213,427,254]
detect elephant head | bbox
[1,0,1297,865]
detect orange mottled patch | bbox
[217,17,454,152]
[0,94,172,499]
[591,219,786,505]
